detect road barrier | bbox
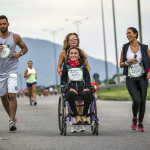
[99,83,126,90]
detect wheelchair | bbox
[58,85,99,136]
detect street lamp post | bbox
[137,0,142,43]
[112,0,120,84]
[65,18,88,35]
[51,30,57,86]
[101,0,109,85]
[43,28,63,86]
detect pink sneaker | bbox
[131,119,137,130]
[138,124,145,132]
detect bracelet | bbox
[59,71,62,75]
[125,61,128,66]
[20,51,24,56]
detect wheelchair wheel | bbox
[58,95,64,135]
[63,122,67,136]
[95,122,99,135]
[90,100,97,134]
[94,100,97,116]
[91,122,96,134]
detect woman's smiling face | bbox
[69,48,80,62]
[126,29,137,42]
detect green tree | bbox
[93,73,101,85]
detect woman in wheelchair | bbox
[61,47,91,125]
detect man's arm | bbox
[12,34,28,58]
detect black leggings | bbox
[126,74,148,122]
[66,90,91,116]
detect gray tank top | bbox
[0,32,18,77]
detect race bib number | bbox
[68,68,83,81]
[129,63,143,78]
[0,45,10,58]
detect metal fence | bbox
[99,83,126,90]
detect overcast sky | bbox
[1,0,150,65]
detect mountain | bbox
[17,38,122,89]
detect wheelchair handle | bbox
[90,85,95,90]
[60,85,69,89]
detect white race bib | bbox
[129,63,143,78]
[68,68,83,81]
[0,45,10,58]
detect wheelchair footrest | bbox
[72,122,91,126]
[72,123,91,126]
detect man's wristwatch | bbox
[20,51,23,56]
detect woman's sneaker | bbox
[74,116,82,125]
[82,116,89,125]
[131,119,137,130]
[34,101,37,106]
[138,124,145,132]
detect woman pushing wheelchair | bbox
[61,47,91,125]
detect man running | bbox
[0,15,28,131]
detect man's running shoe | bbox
[34,101,37,106]
[138,124,145,132]
[9,121,17,131]
[9,117,17,124]
[14,117,17,124]
[70,126,77,133]
[131,118,137,130]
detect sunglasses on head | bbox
[69,38,78,41]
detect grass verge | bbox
[98,86,150,101]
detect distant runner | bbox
[24,61,37,106]
[91,79,98,99]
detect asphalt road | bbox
[0,95,150,150]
